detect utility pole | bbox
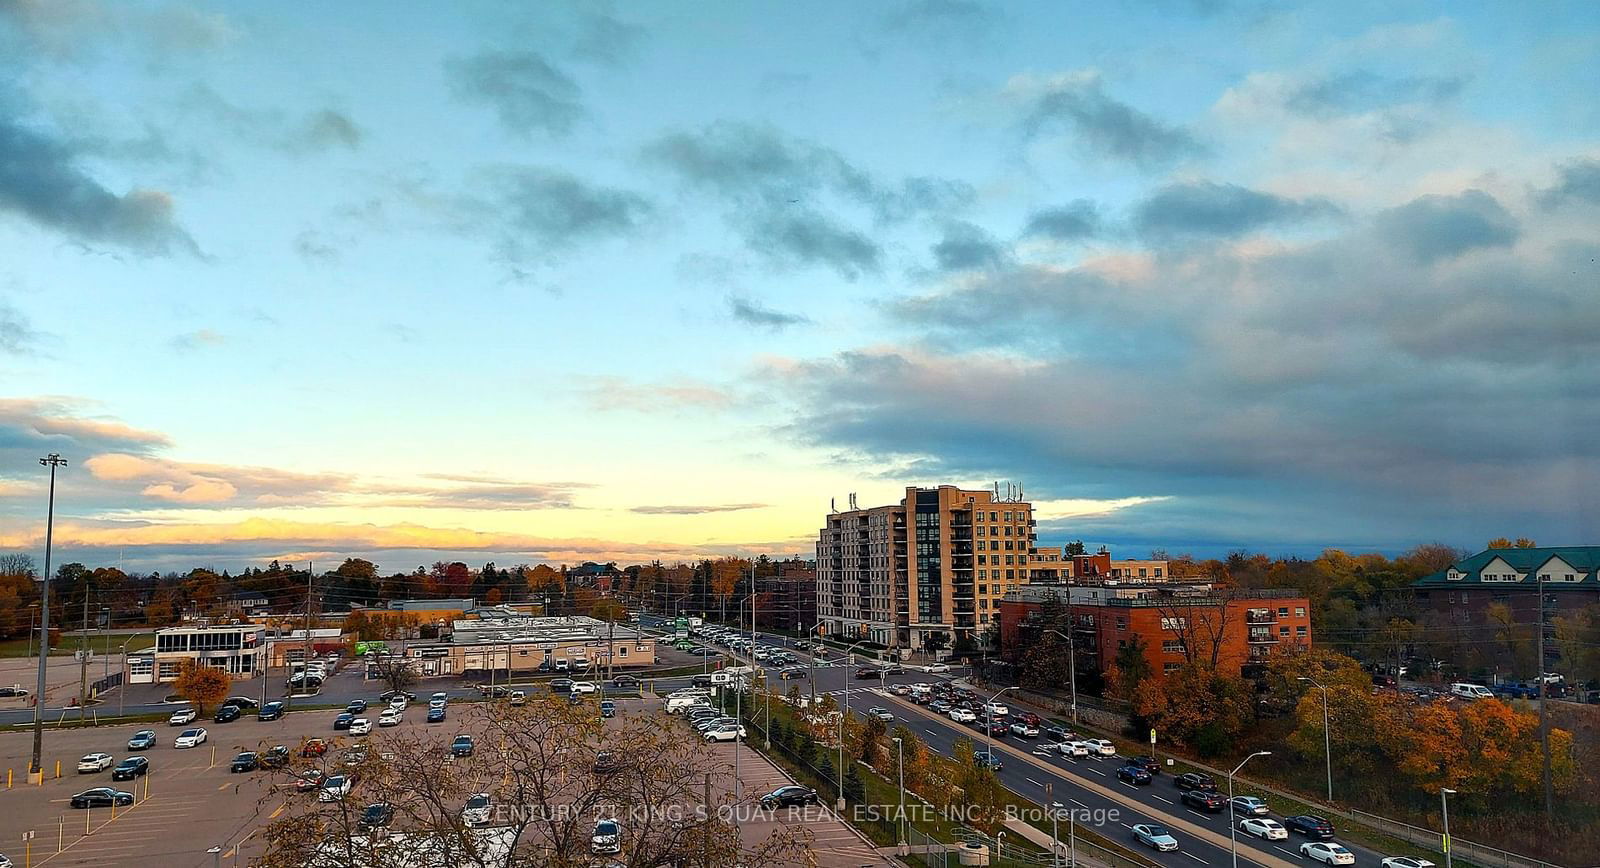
[79,578,91,721]
[31,453,66,783]
[1536,574,1552,826]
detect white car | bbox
[704,723,747,742]
[1301,842,1357,866]
[981,702,1009,717]
[174,728,208,748]
[1382,859,1436,868]
[949,708,977,724]
[591,818,622,855]
[348,718,373,735]
[1082,738,1116,756]
[317,775,354,802]
[428,698,447,710]
[77,753,115,773]
[1132,823,1179,852]
[378,708,403,727]
[924,662,951,673]
[1009,722,1040,737]
[1239,818,1288,840]
[462,793,492,826]
[570,681,598,695]
[168,708,197,726]
[388,696,408,709]
[1058,741,1091,758]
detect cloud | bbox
[1010,70,1203,169]
[643,121,970,278]
[1133,180,1341,241]
[82,452,351,506]
[293,229,342,263]
[1282,71,1467,119]
[1538,158,1600,208]
[489,167,654,257]
[296,109,362,151]
[0,0,236,62]
[180,86,362,155]
[630,503,770,515]
[0,299,43,354]
[765,181,1600,548]
[1372,189,1518,263]
[357,480,591,511]
[580,376,736,414]
[728,296,811,330]
[878,0,1000,40]
[1022,200,1101,241]
[0,108,198,254]
[168,328,225,352]
[930,221,1009,271]
[446,50,584,137]
[571,9,645,66]
[0,399,170,473]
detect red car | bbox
[301,738,328,758]
[1017,711,1043,726]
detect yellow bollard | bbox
[55,760,60,779]
[86,805,90,835]
[7,767,11,788]
[210,745,216,768]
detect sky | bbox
[0,0,1597,574]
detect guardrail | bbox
[1347,811,1567,868]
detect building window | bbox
[1154,568,1163,577]
[1161,639,1185,654]
[1164,662,1182,674]
[1296,626,1308,636]
[1295,607,1305,617]
[617,646,628,657]
[1277,607,1289,617]
[1006,570,1015,580]
[1279,626,1290,636]
[1116,617,1128,630]
[1160,617,1187,631]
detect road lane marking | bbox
[1182,851,1209,863]
[1070,799,1088,808]
[1026,778,1044,787]
[1153,795,1174,803]
[1089,768,1106,776]
[1275,847,1297,857]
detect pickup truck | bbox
[1492,682,1540,700]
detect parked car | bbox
[70,787,133,808]
[168,708,196,726]
[591,819,622,855]
[704,723,747,742]
[1174,772,1217,791]
[1300,843,1357,866]
[451,735,475,757]
[378,708,402,727]
[760,785,818,808]
[1230,796,1270,817]
[295,770,327,792]
[358,803,394,831]
[1116,765,1153,785]
[230,752,259,773]
[1181,789,1228,812]
[301,738,328,758]
[345,700,368,714]
[127,730,157,751]
[174,728,207,749]
[1285,815,1335,839]
[463,793,493,826]
[317,775,354,802]
[257,701,285,721]
[213,705,241,723]
[1239,818,1289,840]
[427,707,447,723]
[333,713,355,730]
[77,753,115,774]
[111,756,149,780]
[259,746,290,769]
[1132,824,1179,852]
[1449,683,1494,700]
[349,718,373,735]
[600,700,616,718]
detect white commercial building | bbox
[149,622,265,682]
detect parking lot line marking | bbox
[1182,851,1209,863]
[217,781,231,790]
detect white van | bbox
[1450,683,1494,700]
[665,694,712,714]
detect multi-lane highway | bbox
[653,616,1404,868]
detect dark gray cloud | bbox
[644,121,968,278]
[297,110,362,151]
[931,221,1008,271]
[0,111,198,254]
[1021,73,1203,169]
[1022,200,1101,241]
[1284,71,1468,119]
[630,503,770,515]
[767,187,1600,550]
[728,296,811,330]
[1538,158,1600,208]
[0,300,41,355]
[1134,181,1340,241]
[571,9,645,66]
[1373,189,1518,263]
[490,167,653,255]
[180,86,362,155]
[446,50,584,137]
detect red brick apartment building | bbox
[755,560,818,632]
[998,583,1312,678]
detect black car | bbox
[214,705,242,723]
[70,787,134,808]
[427,707,446,723]
[986,721,1009,736]
[1174,772,1217,791]
[260,746,290,769]
[359,803,394,831]
[220,696,258,711]
[600,700,616,718]
[550,678,575,693]
[1181,789,1228,812]
[378,690,415,702]
[1284,815,1336,840]
[975,752,1003,771]
[779,667,806,680]
[346,700,368,714]
[111,757,149,781]
[0,686,28,697]
[611,674,640,687]
[690,674,713,688]
[258,701,285,721]
[230,752,258,773]
[760,785,818,808]
[451,735,475,757]
[1127,755,1161,775]
[127,730,157,751]
[1044,726,1073,742]
[333,713,355,730]
[1116,765,1153,785]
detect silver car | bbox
[1133,824,1179,852]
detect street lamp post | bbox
[1440,788,1456,868]
[30,453,66,783]
[1043,627,1078,725]
[118,643,128,718]
[1228,751,1272,868]
[983,686,1020,765]
[836,638,868,811]
[892,736,907,851]
[1298,676,1333,803]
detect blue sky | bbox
[1,0,1597,572]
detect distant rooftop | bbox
[1415,546,1600,588]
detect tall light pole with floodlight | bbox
[30,453,66,783]
[1298,676,1333,802]
[1228,750,1271,868]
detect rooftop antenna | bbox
[994,481,1000,499]
[1018,483,1024,501]
[830,497,836,514]
[848,492,858,510]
